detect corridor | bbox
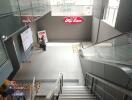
[14,43,84,85]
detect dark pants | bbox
[40,44,46,51]
[43,45,46,51]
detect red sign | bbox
[64,16,84,24]
[38,30,48,42]
[38,31,46,38]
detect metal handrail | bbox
[81,33,125,50]
[85,73,132,99]
[30,76,36,100]
[46,73,63,100]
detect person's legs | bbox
[44,45,46,51]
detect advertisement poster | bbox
[21,28,33,51]
[38,30,48,42]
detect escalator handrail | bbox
[81,32,128,49]
[85,73,132,97]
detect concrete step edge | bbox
[59,97,96,99]
[61,94,92,96]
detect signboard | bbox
[64,16,84,24]
[21,28,33,51]
[38,30,48,42]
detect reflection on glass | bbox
[50,0,93,16]
[32,6,51,16]
[9,0,19,12]
[32,0,51,16]
[0,0,23,36]
[0,40,8,66]
[83,32,132,65]
[51,5,92,16]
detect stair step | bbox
[59,97,96,99]
[63,88,90,91]
[59,98,96,100]
[63,86,87,89]
[59,94,95,98]
[62,90,91,94]
[59,86,96,100]
[35,96,46,100]
[60,94,94,96]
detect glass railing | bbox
[81,32,132,66]
[0,76,36,100]
[0,39,8,67]
[0,0,51,37]
[0,0,94,37]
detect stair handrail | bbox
[46,73,63,100]
[29,76,36,100]
[85,72,132,100]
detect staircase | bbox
[58,86,97,100]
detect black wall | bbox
[5,38,20,79]
[115,0,132,33]
[37,12,92,42]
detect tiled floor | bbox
[14,43,84,86]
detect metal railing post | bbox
[122,94,128,100]
[59,73,63,94]
[86,72,132,99]
[85,73,88,86]
[85,74,86,86]
[62,75,63,87]
[90,77,94,93]
[60,79,62,94]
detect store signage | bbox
[64,17,84,24]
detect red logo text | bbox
[64,17,84,24]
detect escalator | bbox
[79,32,132,100]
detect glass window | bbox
[103,0,120,27]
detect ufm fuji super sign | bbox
[64,17,84,24]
